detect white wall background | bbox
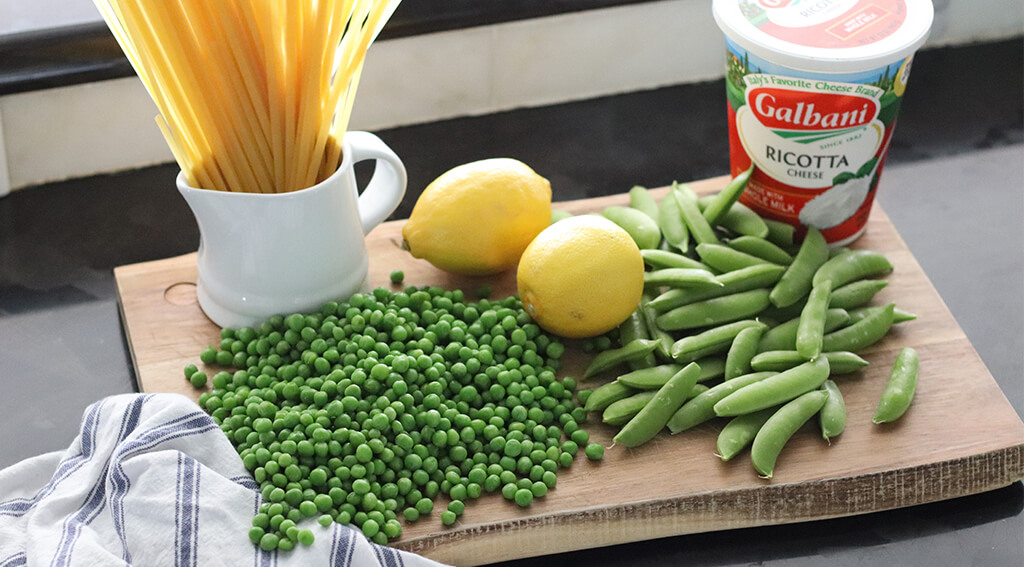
[0,0,1021,191]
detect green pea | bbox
[714,357,830,417]
[656,289,771,331]
[389,270,405,285]
[514,488,534,507]
[770,227,829,309]
[716,406,777,461]
[613,362,701,447]
[819,379,846,440]
[601,205,662,249]
[751,389,829,478]
[189,371,208,389]
[872,347,919,424]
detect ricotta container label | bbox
[714,0,932,245]
[724,38,910,245]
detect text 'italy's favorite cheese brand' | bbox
[713,0,933,245]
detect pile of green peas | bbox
[187,285,598,551]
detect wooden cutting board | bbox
[114,175,1024,566]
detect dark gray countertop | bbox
[0,39,1021,566]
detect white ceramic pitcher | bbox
[177,131,406,328]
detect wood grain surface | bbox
[114,175,1024,566]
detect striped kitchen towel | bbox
[0,393,450,567]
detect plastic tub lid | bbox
[713,0,934,73]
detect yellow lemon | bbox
[402,158,552,275]
[517,215,644,338]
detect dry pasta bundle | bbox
[95,0,401,193]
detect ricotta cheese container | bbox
[713,0,933,245]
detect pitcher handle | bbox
[346,131,407,235]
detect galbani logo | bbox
[747,87,879,131]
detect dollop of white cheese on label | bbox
[798,174,872,230]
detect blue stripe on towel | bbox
[50,396,146,567]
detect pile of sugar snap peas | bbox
[575,169,921,478]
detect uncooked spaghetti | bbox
[94,0,400,193]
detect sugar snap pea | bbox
[671,320,768,363]
[647,264,785,313]
[696,243,778,272]
[551,209,573,224]
[602,205,662,249]
[714,357,830,417]
[872,347,919,424]
[628,185,660,220]
[613,362,702,447]
[763,218,796,249]
[703,164,754,226]
[640,296,674,362]
[812,249,893,288]
[848,305,916,324]
[584,381,635,412]
[750,350,868,374]
[640,249,712,271]
[643,268,722,289]
[617,364,683,390]
[667,371,778,433]
[828,279,889,310]
[694,356,727,382]
[657,289,771,331]
[750,389,829,478]
[796,280,832,360]
[725,325,764,380]
[657,188,690,252]
[618,308,656,370]
[583,338,664,379]
[769,227,829,308]
[672,182,719,246]
[699,195,769,239]
[757,308,850,353]
[603,390,658,426]
[716,406,777,461]
[604,383,706,426]
[819,379,846,441]
[821,304,894,353]
[727,236,794,265]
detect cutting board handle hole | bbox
[164,282,198,306]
